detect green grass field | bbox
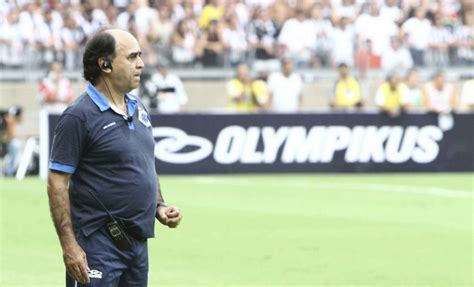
[0,174,472,286]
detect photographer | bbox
[0,106,23,176]
[144,59,188,113]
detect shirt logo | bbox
[138,108,151,128]
[103,122,116,130]
[88,269,103,279]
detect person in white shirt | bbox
[222,13,248,65]
[428,16,452,67]
[355,1,398,58]
[380,0,403,24]
[277,8,315,67]
[267,59,303,113]
[381,36,413,74]
[422,71,457,114]
[401,7,432,66]
[145,60,188,113]
[309,3,334,67]
[330,16,355,67]
[0,8,24,67]
[459,79,474,111]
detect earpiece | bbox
[102,58,112,70]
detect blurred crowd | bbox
[0,0,473,70]
[221,59,474,114]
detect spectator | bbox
[381,36,413,74]
[401,7,432,66]
[0,8,24,67]
[169,0,186,24]
[380,0,404,25]
[357,39,382,72]
[61,15,85,70]
[271,1,289,41]
[223,13,248,66]
[196,19,226,67]
[375,72,407,117]
[422,71,457,114]
[116,2,138,30]
[199,0,224,29]
[38,9,64,64]
[226,63,266,112]
[355,1,398,59]
[134,1,159,39]
[171,19,199,66]
[247,7,278,69]
[38,61,74,113]
[155,4,175,56]
[1,106,23,177]
[277,8,314,67]
[459,79,474,111]
[309,3,333,67]
[452,12,474,66]
[428,15,452,67]
[331,0,360,24]
[144,60,188,113]
[233,0,250,29]
[401,69,423,110]
[246,0,275,9]
[267,59,303,112]
[330,63,362,110]
[331,17,355,67]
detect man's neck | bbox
[94,80,127,115]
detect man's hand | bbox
[63,241,90,284]
[156,206,182,228]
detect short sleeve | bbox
[49,114,87,174]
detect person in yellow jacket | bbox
[199,0,224,29]
[375,72,408,117]
[330,63,363,110]
[226,63,268,112]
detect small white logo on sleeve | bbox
[88,269,103,279]
[103,122,116,130]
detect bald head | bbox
[83,27,142,85]
[104,29,141,59]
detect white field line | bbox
[190,177,473,199]
[310,182,472,199]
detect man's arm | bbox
[47,171,89,284]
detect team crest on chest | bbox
[138,107,151,127]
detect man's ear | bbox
[99,58,113,72]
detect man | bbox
[330,63,362,110]
[38,61,75,113]
[144,59,188,113]
[0,106,23,176]
[226,63,268,112]
[267,59,303,112]
[460,79,474,111]
[422,71,457,114]
[374,72,407,117]
[47,28,182,286]
[381,36,413,75]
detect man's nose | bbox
[137,57,145,69]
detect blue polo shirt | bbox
[49,83,157,239]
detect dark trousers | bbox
[66,227,148,287]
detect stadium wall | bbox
[0,80,466,139]
[47,112,474,174]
